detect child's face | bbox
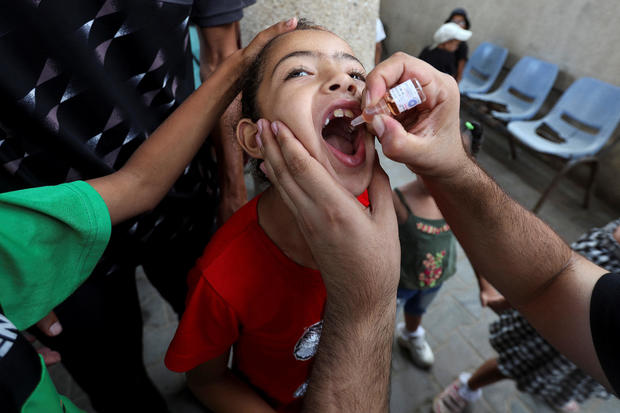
[256,30,375,196]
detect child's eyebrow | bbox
[271,50,364,78]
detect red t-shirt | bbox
[165,195,325,412]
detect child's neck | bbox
[411,177,430,195]
[400,178,444,220]
[257,186,317,269]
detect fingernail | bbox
[257,119,263,135]
[49,322,62,336]
[285,17,297,28]
[372,115,385,137]
[365,90,372,107]
[271,121,279,136]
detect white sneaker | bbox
[396,322,434,368]
[433,372,482,413]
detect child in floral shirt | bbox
[392,121,482,368]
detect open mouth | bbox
[322,108,361,156]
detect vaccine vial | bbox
[351,78,426,127]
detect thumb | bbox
[373,115,421,165]
[36,311,62,337]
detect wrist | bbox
[207,50,246,97]
[323,284,397,326]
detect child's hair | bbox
[240,18,327,122]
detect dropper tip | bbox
[350,115,366,127]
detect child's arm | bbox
[186,352,276,413]
[87,18,297,226]
[391,190,408,224]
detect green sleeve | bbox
[0,181,111,330]
[21,356,85,413]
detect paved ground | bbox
[48,107,619,412]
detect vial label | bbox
[389,79,422,113]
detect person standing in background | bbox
[193,0,257,225]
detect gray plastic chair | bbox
[468,56,558,122]
[507,77,620,212]
[459,42,508,95]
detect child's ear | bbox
[236,118,262,159]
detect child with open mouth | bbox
[165,19,377,412]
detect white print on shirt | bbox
[0,314,18,358]
[293,320,323,361]
[292,321,323,399]
[294,381,308,399]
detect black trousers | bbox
[31,265,170,413]
[30,202,217,412]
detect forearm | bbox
[424,157,573,306]
[188,371,276,413]
[89,51,245,225]
[199,23,240,81]
[302,297,396,412]
[423,157,610,386]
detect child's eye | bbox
[349,71,366,82]
[285,69,311,80]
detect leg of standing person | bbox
[396,287,439,368]
[433,358,505,413]
[31,262,170,412]
[140,174,219,317]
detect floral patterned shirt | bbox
[395,189,457,290]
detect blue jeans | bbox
[397,285,442,316]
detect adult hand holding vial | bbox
[361,53,466,179]
[350,78,426,127]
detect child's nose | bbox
[325,74,358,95]
[328,82,357,94]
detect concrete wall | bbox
[380,0,620,208]
[240,0,380,71]
[380,0,620,89]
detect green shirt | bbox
[0,181,111,330]
[0,181,111,413]
[395,189,457,290]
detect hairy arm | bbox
[423,158,610,388]
[364,51,612,390]
[256,120,400,412]
[303,298,395,412]
[187,352,276,413]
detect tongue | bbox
[325,134,354,155]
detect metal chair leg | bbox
[508,136,517,160]
[583,158,599,209]
[532,157,598,214]
[532,159,577,214]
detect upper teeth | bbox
[325,108,355,126]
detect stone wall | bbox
[240,0,380,71]
[380,0,620,208]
